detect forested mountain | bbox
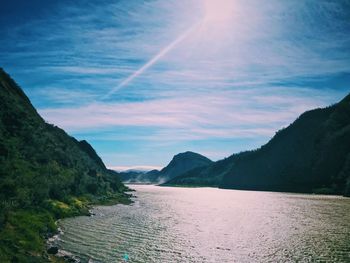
[162,155,234,187]
[221,93,350,196]
[158,151,212,182]
[165,92,350,196]
[0,68,129,262]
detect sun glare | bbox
[204,0,235,22]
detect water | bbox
[58,185,350,262]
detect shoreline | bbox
[132,183,350,198]
[47,191,135,262]
[46,185,350,262]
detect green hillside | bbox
[165,93,350,197]
[162,155,234,187]
[221,93,350,196]
[0,68,129,262]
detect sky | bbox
[1,0,350,170]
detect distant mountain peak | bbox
[159,151,212,181]
[172,151,212,161]
[119,151,212,184]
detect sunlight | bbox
[100,23,200,100]
[204,0,235,22]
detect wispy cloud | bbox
[39,87,343,138]
[101,21,202,100]
[1,0,349,166]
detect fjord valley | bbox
[1,0,350,262]
[0,69,130,262]
[2,67,349,263]
[1,68,349,263]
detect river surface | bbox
[58,185,350,262]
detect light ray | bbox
[101,22,201,100]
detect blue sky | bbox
[1,0,350,170]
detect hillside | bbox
[162,155,235,187]
[220,93,350,196]
[0,68,129,262]
[166,93,350,196]
[119,151,212,184]
[158,151,212,182]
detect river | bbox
[57,185,350,262]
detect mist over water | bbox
[58,185,350,262]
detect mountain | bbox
[166,93,350,196]
[119,151,212,184]
[220,93,350,196]
[0,68,129,262]
[162,155,234,187]
[77,140,107,169]
[158,151,213,182]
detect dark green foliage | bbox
[0,68,129,261]
[219,93,350,196]
[0,209,56,263]
[77,140,106,169]
[166,94,350,196]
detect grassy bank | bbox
[0,192,132,262]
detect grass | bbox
[0,209,56,262]
[0,193,132,262]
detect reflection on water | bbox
[58,185,350,262]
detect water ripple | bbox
[58,185,350,263]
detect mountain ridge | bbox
[165,93,350,196]
[220,93,350,196]
[158,151,213,182]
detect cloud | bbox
[39,87,342,142]
[32,87,97,104]
[1,0,349,166]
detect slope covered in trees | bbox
[220,93,350,196]
[0,68,129,262]
[157,151,213,182]
[162,155,234,187]
[165,93,350,197]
